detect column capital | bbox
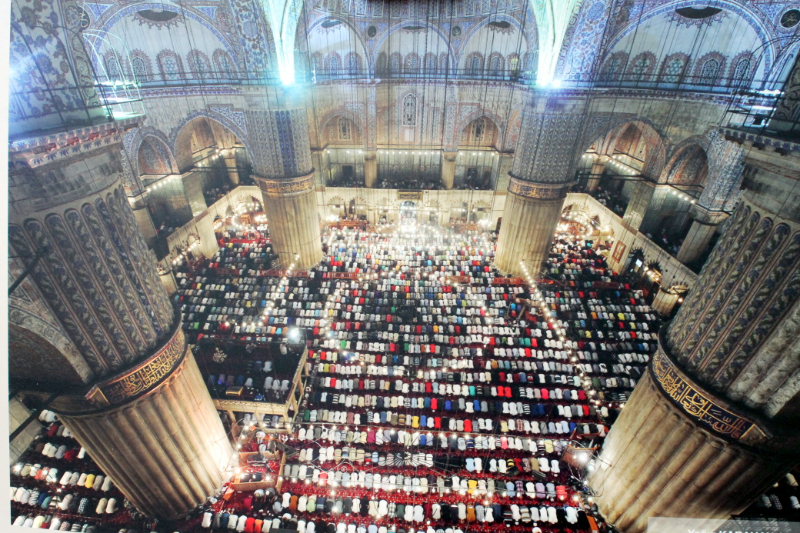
[689,203,729,225]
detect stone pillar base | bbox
[588,342,798,533]
[442,152,457,190]
[255,172,323,270]
[54,326,234,520]
[494,178,567,277]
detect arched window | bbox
[390,53,402,74]
[699,58,720,85]
[338,117,351,140]
[424,53,437,75]
[471,118,486,142]
[213,50,235,79]
[601,55,625,82]
[661,56,687,83]
[468,54,484,76]
[327,54,341,76]
[131,56,150,82]
[106,56,120,80]
[628,53,653,82]
[346,53,360,75]
[732,57,751,85]
[157,51,183,81]
[402,94,416,126]
[489,55,503,76]
[439,53,449,73]
[508,54,520,75]
[187,51,212,79]
[404,54,419,75]
[376,53,387,75]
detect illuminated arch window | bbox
[471,118,486,142]
[338,117,351,140]
[402,94,417,126]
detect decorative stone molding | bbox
[651,344,768,444]
[507,177,570,200]
[255,172,315,198]
[86,326,186,407]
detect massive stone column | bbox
[245,104,322,270]
[588,140,800,533]
[8,125,234,520]
[494,98,585,277]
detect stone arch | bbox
[661,142,709,187]
[578,117,669,179]
[456,111,505,148]
[90,2,243,70]
[302,16,371,73]
[318,109,366,146]
[137,136,176,176]
[127,128,177,177]
[456,14,536,71]
[605,0,775,77]
[372,20,457,75]
[171,111,252,172]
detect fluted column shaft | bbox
[441,151,457,190]
[364,150,377,188]
[622,181,655,230]
[588,368,791,533]
[257,173,323,270]
[586,159,606,192]
[57,330,233,520]
[494,179,567,276]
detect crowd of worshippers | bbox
[186,226,656,532]
[10,410,129,531]
[587,187,626,216]
[162,220,658,532]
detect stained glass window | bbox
[662,57,686,83]
[699,59,719,85]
